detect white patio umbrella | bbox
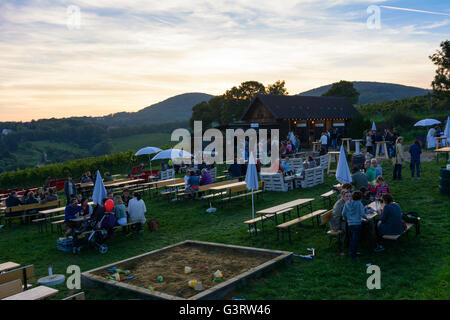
[92,170,107,205]
[335,145,352,184]
[371,121,376,131]
[135,146,162,174]
[245,153,259,232]
[414,119,441,127]
[444,116,450,145]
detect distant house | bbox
[233,94,358,146]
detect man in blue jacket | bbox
[408,140,422,180]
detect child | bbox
[368,176,391,199]
[342,191,368,258]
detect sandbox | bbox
[81,240,292,300]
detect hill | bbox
[87,92,214,126]
[298,81,430,105]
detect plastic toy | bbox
[209,251,216,254]
[184,266,192,274]
[213,270,223,279]
[157,275,163,282]
[125,270,131,275]
[148,286,155,291]
[176,289,183,296]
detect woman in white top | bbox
[427,127,436,149]
[127,192,147,231]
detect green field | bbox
[1,160,449,300]
[111,133,172,154]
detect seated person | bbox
[368,176,391,199]
[359,187,372,207]
[371,159,383,178]
[351,166,369,190]
[5,191,22,208]
[330,190,351,235]
[376,194,403,237]
[80,197,93,216]
[42,188,58,203]
[81,173,92,183]
[303,156,316,169]
[96,199,117,237]
[319,147,327,156]
[184,170,191,188]
[91,198,107,224]
[337,182,353,199]
[103,172,113,182]
[64,197,82,236]
[364,160,376,186]
[281,157,293,175]
[186,171,200,199]
[199,168,212,186]
[128,192,147,232]
[114,195,127,226]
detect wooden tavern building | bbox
[230,94,358,146]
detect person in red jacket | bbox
[368,176,391,199]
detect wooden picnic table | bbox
[38,201,93,216]
[435,146,450,163]
[209,181,246,191]
[0,262,20,273]
[2,285,58,300]
[166,182,186,188]
[257,198,315,218]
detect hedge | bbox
[0,151,137,189]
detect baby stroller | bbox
[72,212,116,254]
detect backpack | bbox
[147,219,159,232]
[402,212,420,224]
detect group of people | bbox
[426,125,445,149]
[365,128,400,158]
[64,188,148,237]
[5,187,58,213]
[183,167,214,199]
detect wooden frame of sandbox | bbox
[81,240,293,300]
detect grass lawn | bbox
[1,159,449,300]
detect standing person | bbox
[365,160,376,186]
[384,129,394,158]
[331,129,337,150]
[342,191,368,258]
[64,174,77,204]
[368,176,391,199]
[393,136,405,180]
[114,195,127,226]
[427,127,436,149]
[128,192,147,232]
[365,131,373,156]
[320,132,328,153]
[409,140,422,180]
[121,188,131,207]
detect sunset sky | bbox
[1,0,449,122]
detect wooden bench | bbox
[62,291,85,300]
[33,214,65,232]
[221,181,265,206]
[320,209,344,249]
[244,207,293,235]
[276,209,327,242]
[4,199,63,227]
[51,219,66,234]
[320,190,336,208]
[381,221,419,245]
[0,279,22,299]
[0,265,34,290]
[2,285,58,300]
[177,179,239,199]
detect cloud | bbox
[0,0,440,121]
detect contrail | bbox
[380,5,450,17]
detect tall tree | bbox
[266,80,289,95]
[429,40,450,99]
[322,80,360,105]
